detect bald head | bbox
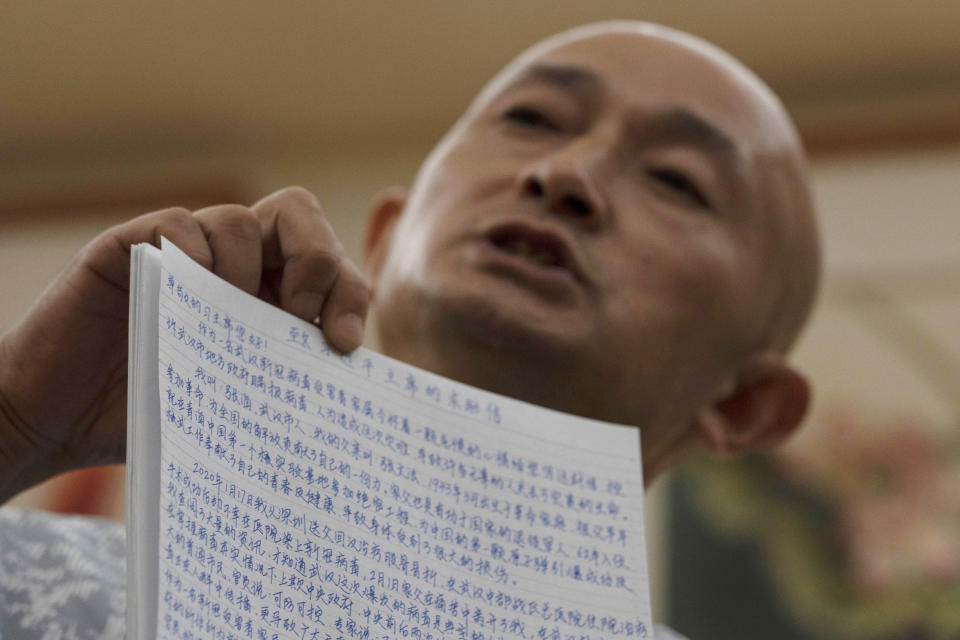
[367,21,821,477]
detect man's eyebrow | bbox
[644,108,739,156]
[512,63,602,92]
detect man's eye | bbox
[648,168,712,210]
[502,106,558,131]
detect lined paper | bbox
[151,238,652,640]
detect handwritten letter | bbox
[154,239,652,640]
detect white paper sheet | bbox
[148,237,652,639]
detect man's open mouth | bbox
[485,223,586,284]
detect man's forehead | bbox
[480,24,798,157]
[532,28,721,77]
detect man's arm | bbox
[0,186,369,504]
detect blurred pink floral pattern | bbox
[779,405,960,596]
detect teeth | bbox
[502,239,558,267]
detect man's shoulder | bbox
[0,507,125,639]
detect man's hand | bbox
[0,186,369,503]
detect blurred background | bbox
[2,2,959,638]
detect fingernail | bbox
[291,292,324,321]
[337,313,365,347]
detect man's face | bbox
[370,28,801,442]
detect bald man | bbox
[0,21,819,639]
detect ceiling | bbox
[2,0,959,166]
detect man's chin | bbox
[374,275,611,419]
[425,276,592,360]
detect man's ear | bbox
[697,353,811,456]
[363,187,407,288]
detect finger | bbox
[318,257,370,352]
[257,270,282,307]
[251,187,353,324]
[84,207,213,292]
[192,204,263,296]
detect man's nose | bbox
[518,142,609,230]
